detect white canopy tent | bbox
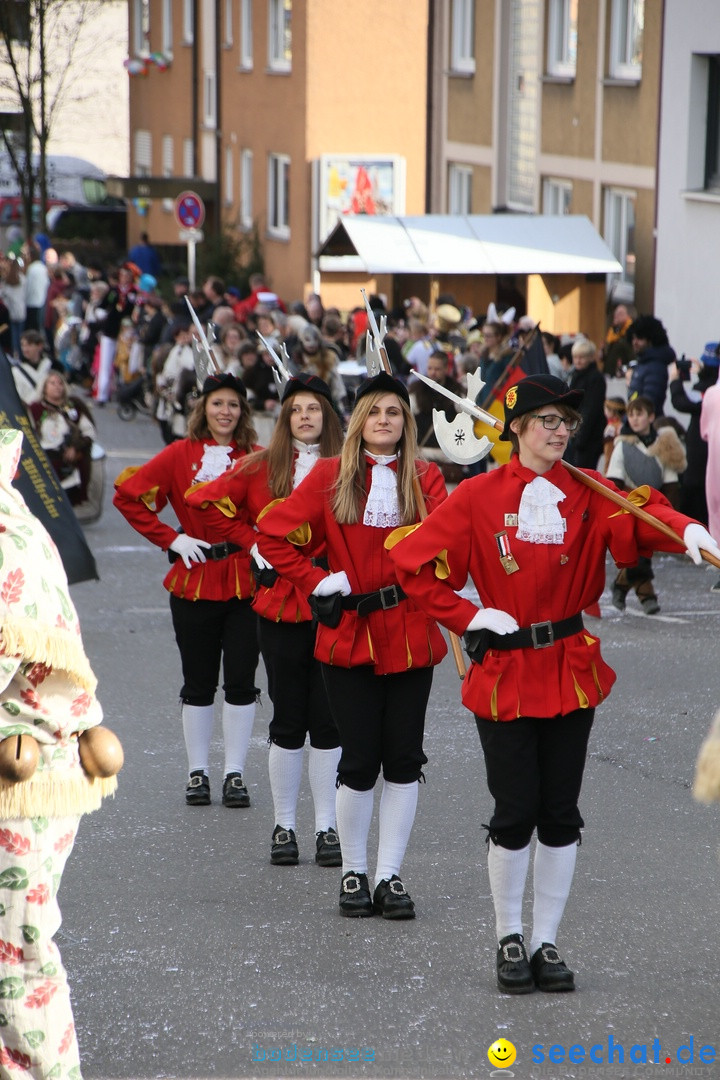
[317,214,621,275]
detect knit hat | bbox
[499,374,583,440]
[353,370,410,407]
[700,342,720,368]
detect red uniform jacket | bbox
[185,453,324,624]
[256,456,449,674]
[389,457,695,720]
[113,438,262,601]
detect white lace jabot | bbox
[292,439,321,489]
[194,443,234,483]
[517,475,567,544]
[363,453,401,528]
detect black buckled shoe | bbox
[496,933,534,994]
[185,771,210,806]
[222,772,250,807]
[530,943,575,992]
[338,872,373,917]
[315,828,342,867]
[372,875,416,920]
[270,825,299,865]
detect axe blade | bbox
[432,410,493,465]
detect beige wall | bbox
[601,2,662,168]
[527,274,607,343]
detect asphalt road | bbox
[60,403,720,1080]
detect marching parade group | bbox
[111,315,720,999]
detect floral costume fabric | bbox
[0,428,117,1079]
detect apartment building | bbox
[125,0,428,304]
[429,0,660,318]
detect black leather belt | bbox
[341,584,406,618]
[169,541,243,564]
[465,613,584,664]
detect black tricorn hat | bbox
[281,371,333,404]
[353,370,410,407]
[499,373,583,440]
[201,371,247,399]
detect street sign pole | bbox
[188,236,196,291]
[174,192,206,292]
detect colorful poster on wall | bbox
[314,155,406,247]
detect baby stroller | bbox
[117,371,154,421]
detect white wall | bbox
[655,0,720,358]
[45,1,129,177]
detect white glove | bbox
[250,542,273,571]
[312,571,352,597]
[465,608,520,635]
[683,523,720,566]
[169,534,211,569]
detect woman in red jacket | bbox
[388,373,720,993]
[185,373,345,867]
[113,372,262,809]
[257,371,447,920]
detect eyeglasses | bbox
[530,413,580,432]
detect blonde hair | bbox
[571,338,597,360]
[186,389,257,450]
[240,392,343,499]
[332,390,421,525]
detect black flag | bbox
[0,351,98,584]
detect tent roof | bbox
[317,214,622,276]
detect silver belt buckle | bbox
[530,621,554,648]
[379,585,399,610]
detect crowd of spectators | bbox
[3,240,720,596]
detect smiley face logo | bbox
[487,1039,516,1069]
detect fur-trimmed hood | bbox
[617,426,687,474]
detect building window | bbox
[604,187,636,289]
[268,153,290,237]
[183,138,194,176]
[162,135,174,178]
[268,0,291,72]
[609,0,643,80]
[240,0,253,68]
[161,0,173,55]
[224,146,234,205]
[448,164,472,214]
[135,130,152,177]
[133,0,150,57]
[241,149,253,227]
[204,70,216,126]
[450,0,475,75]
[224,0,233,44]
[704,56,720,192]
[543,178,572,214]
[183,0,193,44]
[547,0,577,78]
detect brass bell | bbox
[0,734,40,783]
[77,726,124,779]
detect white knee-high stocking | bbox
[336,785,374,875]
[308,746,341,832]
[487,842,531,942]
[182,704,215,774]
[268,744,304,830]
[222,702,255,776]
[530,841,577,957]
[374,780,419,887]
